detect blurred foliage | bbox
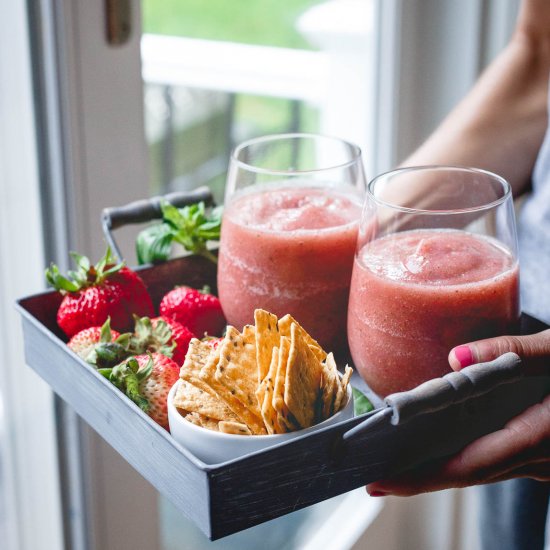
[142,0,323,50]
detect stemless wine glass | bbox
[218,133,366,353]
[347,165,520,396]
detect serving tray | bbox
[16,251,550,540]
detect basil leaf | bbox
[136,223,174,265]
[352,387,375,416]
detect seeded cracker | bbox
[260,346,285,434]
[179,338,221,400]
[284,323,324,428]
[184,411,220,431]
[200,326,266,434]
[219,421,252,435]
[272,336,298,431]
[173,379,238,422]
[320,353,339,418]
[254,310,280,410]
[254,309,280,385]
[333,365,353,413]
[278,314,326,362]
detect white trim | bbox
[0,2,64,550]
[372,0,402,175]
[141,35,328,103]
[52,1,161,548]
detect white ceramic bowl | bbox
[167,379,354,464]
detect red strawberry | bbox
[155,317,194,365]
[160,286,226,337]
[68,318,131,368]
[129,315,194,366]
[46,248,155,337]
[201,335,223,350]
[68,322,121,358]
[104,353,179,429]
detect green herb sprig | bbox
[136,201,222,265]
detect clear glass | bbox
[348,165,520,396]
[218,133,366,354]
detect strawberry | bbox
[129,315,194,366]
[46,247,155,338]
[201,335,223,350]
[159,286,226,337]
[68,318,131,369]
[102,353,179,429]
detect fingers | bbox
[448,329,550,376]
[366,395,550,497]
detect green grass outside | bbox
[142,0,323,50]
[142,0,322,196]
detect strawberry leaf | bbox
[129,316,176,359]
[92,342,131,369]
[100,317,113,343]
[45,247,124,291]
[45,264,80,293]
[107,357,150,412]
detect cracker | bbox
[200,327,266,434]
[333,365,353,413]
[218,420,252,436]
[278,314,326,362]
[173,379,238,422]
[272,336,298,431]
[284,323,324,428]
[179,338,221,399]
[215,325,262,415]
[259,346,286,434]
[183,411,220,431]
[320,352,339,419]
[254,309,280,384]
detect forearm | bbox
[403,27,550,196]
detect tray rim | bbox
[16,254,549,539]
[15,290,374,472]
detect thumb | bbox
[448,329,550,376]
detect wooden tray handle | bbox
[385,352,523,425]
[101,187,214,261]
[343,353,523,443]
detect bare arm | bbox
[365,0,550,497]
[403,0,550,196]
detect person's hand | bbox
[366,330,550,497]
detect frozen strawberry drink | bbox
[347,166,520,395]
[218,185,362,351]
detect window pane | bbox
[142,0,322,49]
[141,1,327,202]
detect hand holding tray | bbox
[16,191,550,540]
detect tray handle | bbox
[101,187,214,261]
[343,352,522,442]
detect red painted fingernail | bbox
[369,490,387,497]
[453,345,474,368]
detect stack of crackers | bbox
[173,309,352,435]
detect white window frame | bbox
[0,2,64,550]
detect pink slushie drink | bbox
[348,229,520,396]
[218,186,362,351]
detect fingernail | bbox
[452,345,474,368]
[368,490,387,497]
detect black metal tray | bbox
[16,250,550,540]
